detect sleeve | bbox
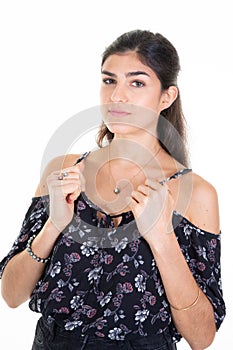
[0,196,49,279]
[174,215,226,330]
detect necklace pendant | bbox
[113,187,120,194]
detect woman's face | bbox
[100,51,168,136]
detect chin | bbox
[106,122,141,136]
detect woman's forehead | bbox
[102,52,155,76]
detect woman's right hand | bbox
[47,163,85,232]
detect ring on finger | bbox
[58,172,68,180]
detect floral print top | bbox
[0,166,226,343]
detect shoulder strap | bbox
[73,151,91,166]
[160,168,192,185]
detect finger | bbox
[50,172,75,182]
[58,171,85,192]
[162,182,172,195]
[79,171,86,191]
[137,184,150,196]
[50,177,80,187]
[144,178,161,190]
[67,188,82,203]
[66,188,82,203]
[50,170,81,184]
[52,163,84,177]
[75,161,85,172]
[63,162,84,174]
[49,179,81,198]
[57,165,86,189]
[131,190,148,204]
[125,196,137,211]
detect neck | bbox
[108,135,161,163]
[107,137,162,196]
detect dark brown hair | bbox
[97,30,189,167]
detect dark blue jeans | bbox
[31,316,177,350]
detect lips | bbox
[108,109,131,117]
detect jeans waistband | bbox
[39,316,177,350]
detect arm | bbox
[1,220,60,308]
[129,174,220,350]
[1,154,83,308]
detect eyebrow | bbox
[101,70,150,78]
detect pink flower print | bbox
[39,281,49,293]
[87,308,97,318]
[77,201,86,210]
[197,262,206,271]
[149,295,157,306]
[104,254,113,265]
[122,282,133,293]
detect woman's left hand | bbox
[127,179,175,242]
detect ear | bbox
[160,86,178,111]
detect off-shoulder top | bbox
[0,155,226,343]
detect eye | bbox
[102,78,116,85]
[131,80,145,88]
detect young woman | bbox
[0,30,225,350]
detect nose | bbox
[111,83,128,103]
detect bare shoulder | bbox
[186,172,220,234]
[34,153,81,197]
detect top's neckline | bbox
[78,192,220,237]
[80,167,192,219]
[32,194,220,237]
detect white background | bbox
[0,0,232,348]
